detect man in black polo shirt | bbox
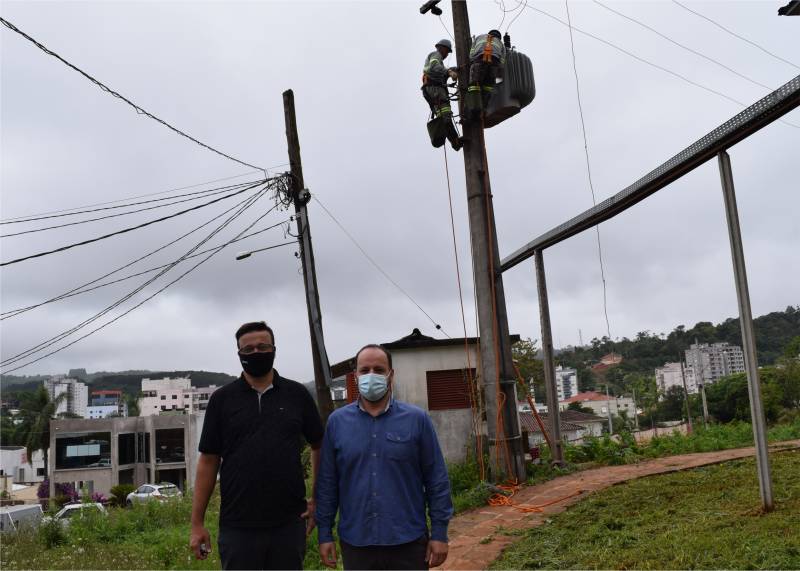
[190,321,324,570]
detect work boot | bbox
[450,136,463,152]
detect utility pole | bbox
[605,384,613,434]
[282,89,335,424]
[679,360,693,434]
[699,382,710,427]
[632,387,640,431]
[450,0,526,479]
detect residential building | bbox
[555,365,579,401]
[330,328,520,463]
[43,376,88,418]
[48,414,203,498]
[591,352,623,374]
[87,390,128,419]
[138,377,219,416]
[518,414,585,445]
[0,448,45,484]
[684,342,745,384]
[655,362,698,395]
[559,391,636,418]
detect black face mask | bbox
[239,351,275,377]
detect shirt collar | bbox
[357,395,394,416]
[237,371,280,392]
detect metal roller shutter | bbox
[426,369,476,411]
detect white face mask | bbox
[358,373,389,402]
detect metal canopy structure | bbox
[500,75,800,271]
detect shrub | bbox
[37,517,66,549]
[109,484,135,507]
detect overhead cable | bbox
[312,194,450,338]
[0,220,297,321]
[0,17,265,172]
[0,169,287,223]
[593,0,774,91]
[671,0,800,71]
[522,3,800,129]
[1,188,273,369]
[1,195,288,374]
[1,179,262,225]
[565,0,612,341]
[0,179,271,266]
[0,182,262,237]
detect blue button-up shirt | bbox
[315,399,453,546]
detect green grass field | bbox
[491,450,800,570]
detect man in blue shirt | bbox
[316,344,453,570]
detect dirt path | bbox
[438,440,800,570]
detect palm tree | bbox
[19,386,66,475]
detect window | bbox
[119,433,136,465]
[55,432,111,470]
[37,468,45,477]
[426,369,476,411]
[137,433,151,463]
[160,395,166,400]
[155,428,184,464]
[172,395,177,400]
[161,406,167,411]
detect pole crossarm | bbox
[501,75,800,271]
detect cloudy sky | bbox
[1,1,797,381]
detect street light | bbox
[235,242,297,262]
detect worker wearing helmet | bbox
[467,29,505,118]
[422,39,462,151]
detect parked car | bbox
[126,483,182,506]
[43,502,106,527]
[87,458,111,468]
[0,504,44,532]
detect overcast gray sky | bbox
[1,0,797,381]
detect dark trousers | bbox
[341,536,428,571]
[218,518,306,570]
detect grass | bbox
[491,450,800,570]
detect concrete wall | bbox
[391,344,480,464]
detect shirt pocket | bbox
[385,431,414,462]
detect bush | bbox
[109,484,135,507]
[37,517,66,549]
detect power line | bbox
[1,188,273,370]
[671,0,800,71]
[1,191,276,319]
[0,16,264,172]
[593,0,774,92]
[0,179,272,267]
[438,15,455,42]
[1,196,286,374]
[565,0,612,341]
[1,220,292,319]
[522,3,800,129]
[506,0,528,33]
[0,169,287,223]
[0,179,261,226]
[311,194,450,338]
[0,182,262,237]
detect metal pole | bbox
[283,89,335,424]
[451,0,525,480]
[534,251,564,464]
[717,150,773,511]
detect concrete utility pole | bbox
[605,384,613,434]
[699,382,710,428]
[679,360,694,434]
[717,149,773,511]
[282,89,335,424]
[450,0,525,480]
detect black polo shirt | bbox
[198,371,324,528]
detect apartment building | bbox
[655,362,698,395]
[138,377,218,416]
[555,365,579,401]
[86,390,128,419]
[43,376,88,418]
[684,342,745,384]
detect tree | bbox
[567,401,594,414]
[512,338,544,402]
[18,386,66,474]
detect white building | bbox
[43,376,88,418]
[560,391,636,418]
[555,365,579,401]
[655,362,698,395]
[138,377,218,416]
[0,448,45,484]
[87,405,121,419]
[685,342,745,384]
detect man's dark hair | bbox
[355,344,393,369]
[235,321,275,348]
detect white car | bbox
[44,502,106,527]
[126,483,182,506]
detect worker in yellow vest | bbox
[422,39,462,151]
[467,30,505,118]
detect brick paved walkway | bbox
[439,440,800,570]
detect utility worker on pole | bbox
[422,39,462,151]
[467,29,505,118]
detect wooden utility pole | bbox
[283,89,335,424]
[451,0,525,480]
[679,360,694,434]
